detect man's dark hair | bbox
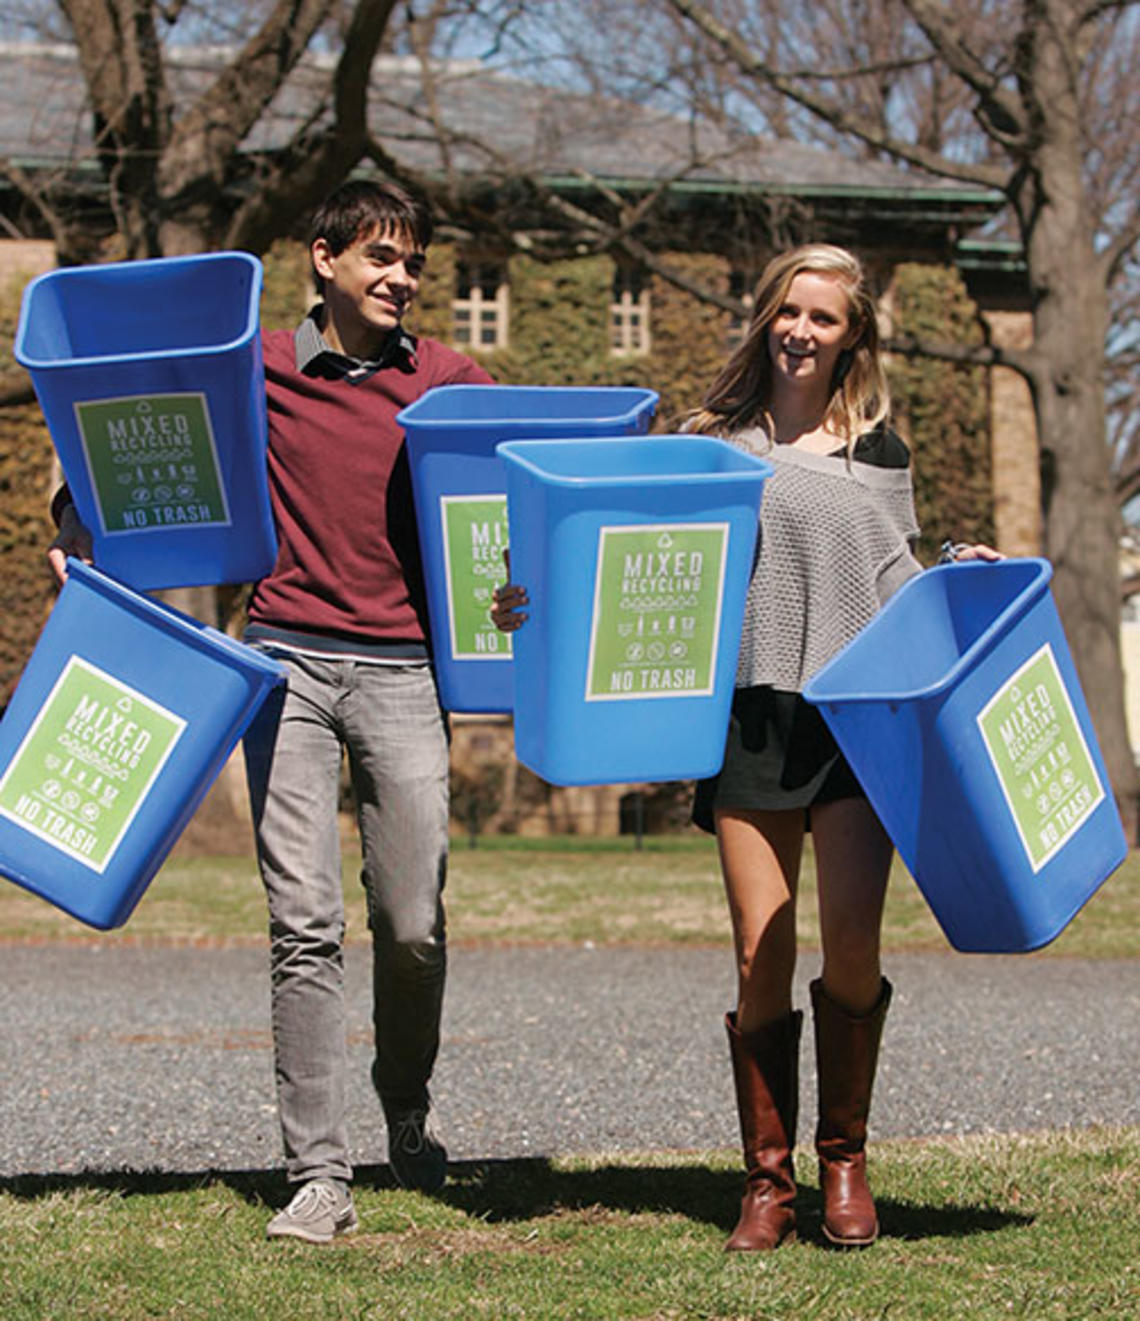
[308,179,433,290]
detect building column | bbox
[982,309,1041,557]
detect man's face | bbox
[311,222,426,354]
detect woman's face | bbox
[766,271,857,390]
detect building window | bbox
[727,269,755,350]
[453,260,509,349]
[610,267,651,356]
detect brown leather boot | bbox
[811,977,892,1247]
[724,1009,802,1251]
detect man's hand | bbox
[47,504,94,587]
[490,548,529,632]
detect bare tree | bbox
[6,0,1139,830]
[6,0,404,261]
[626,0,1140,827]
[1,0,406,844]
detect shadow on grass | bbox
[0,1165,287,1208]
[437,1158,1032,1242]
[0,1157,1032,1244]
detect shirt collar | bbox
[293,306,418,381]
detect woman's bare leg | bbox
[715,807,805,1029]
[715,806,807,1250]
[811,796,892,1015]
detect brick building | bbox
[0,44,1040,837]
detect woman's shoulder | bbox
[852,424,910,470]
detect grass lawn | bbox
[0,831,1137,959]
[1,838,1137,1318]
[1,1129,1137,1319]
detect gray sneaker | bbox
[387,1108,447,1193]
[266,1178,358,1243]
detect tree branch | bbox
[486,169,751,315]
[1078,0,1140,24]
[1102,210,1140,284]
[886,328,1038,381]
[1116,454,1140,507]
[664,0,1008,189]
[0,160,97,265]
[382,97,763,313]
[224,0,399,253]
[59,0,171,245]
[774,54,936,83]
[901,0,1028,143]
[158,0,339,202]
[405,2,459,195]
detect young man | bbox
[49,180,493,1242]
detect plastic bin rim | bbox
[396,384,660,427]
[61,558,285,679]
[495,436,774,487]
[803,557,1053,708]
[14,251,263,371]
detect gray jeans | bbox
[243,652,449,1185]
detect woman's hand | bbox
[47,504,94,587]
[955,544,1004,562]
[939,541,1005,565]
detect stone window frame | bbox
[452,257,510,349]
[610,265,651,357]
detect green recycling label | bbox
[585,522,728,701]
[976,643,1104,872]
[440,494,512,660]
[74,392,230,534]
[0,657,186,873]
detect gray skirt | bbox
[692,686,866,833]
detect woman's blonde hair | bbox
[686,243,889,452]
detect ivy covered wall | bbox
[889,263,994,564]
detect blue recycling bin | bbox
[803,558,1127,952]
[497,434,772,785]
[14,252,276,591]
[0,560,285,930]
[397,384,659,713]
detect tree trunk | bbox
[1015,11,1139,837]
[1032,268,1137,836]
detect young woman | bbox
[492,243,998,1251]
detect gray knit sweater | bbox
[730,430,922,692]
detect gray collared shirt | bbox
[293,308,418,383]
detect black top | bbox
[849,426,910,469]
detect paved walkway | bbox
[1,943,1137,1178]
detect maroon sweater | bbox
[248,328,492,646]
